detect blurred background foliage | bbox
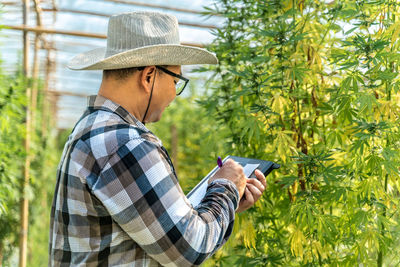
[2,0,400,266]
[0,59,63,266]
[0,65,27,265]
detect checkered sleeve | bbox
[91,137,239,266]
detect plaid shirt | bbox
[49,95,239,266]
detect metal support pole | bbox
[19,0,30,266]
[31,0,43,133]
[22,0,29,76]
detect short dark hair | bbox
[103,65,169,80]
[103,66,145,80]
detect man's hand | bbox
[236,169,266,213]
[208,159,247,199]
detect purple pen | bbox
[217,156,223,168]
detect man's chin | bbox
[146,114,162,123]
[152,117,161,123]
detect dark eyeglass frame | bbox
[156,66,189,95]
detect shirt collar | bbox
[87,95,162,145]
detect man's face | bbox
[145,65,182,123]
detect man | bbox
[49,11,266,266]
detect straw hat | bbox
[67,11,218,70]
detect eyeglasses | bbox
[156,66,189,96]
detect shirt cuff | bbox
[207,178,240,211]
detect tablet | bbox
[187,156,280,207]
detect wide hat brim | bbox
[68,44,218,70]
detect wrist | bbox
[208,178,240,209]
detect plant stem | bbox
[378,38,393,266]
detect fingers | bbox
[247,178,265,193]
[224,159,239,168]
[225,159,245,173]
[246,183,262,201]
[244,187,254,203]
[210,159,246,198]
[237,187,253,213]
[237,181,266,213]
[254,169,266,188]
[219,159,245,179]
[225,159,235,165]
[236,170,267,213]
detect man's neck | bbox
[98,77,147,122]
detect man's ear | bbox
[140,66,156,93]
